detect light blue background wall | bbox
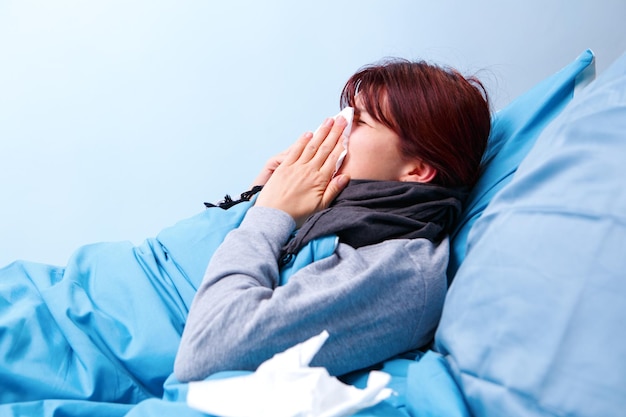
[1,0,625,267]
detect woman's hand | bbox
[255,116,351,228]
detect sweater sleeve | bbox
[174,206,448,382]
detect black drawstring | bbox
[204,185,263,210]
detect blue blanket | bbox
[1,201,467,416]
[1,203,247,415]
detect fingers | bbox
[315,116,348,165]
[280,131,314,165]
[280,115,348,173]
[321,174,350,207]
[301,117,335,162]
[317,129,347,176]
[301,115,348,165]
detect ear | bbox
[401,160,437,183]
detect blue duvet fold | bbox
[0,202,251,415]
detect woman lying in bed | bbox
[0,58,490,407]
[174,59,491,381]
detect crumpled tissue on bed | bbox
[186,330,392,417]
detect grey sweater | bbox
[174,206,448,382]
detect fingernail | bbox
[324,117,334,127]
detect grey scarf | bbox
[280,179,467,262]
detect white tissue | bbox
[186,330,393,417]
[332,107,353,176]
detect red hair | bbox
[340,59,491,188]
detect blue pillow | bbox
[447,49,596,281]
[436,50,626,417]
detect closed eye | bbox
[354,114,370,127]
[354,108,373,127]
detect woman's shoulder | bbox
[354,235,448,257]
[335,236,449,277]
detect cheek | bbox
[347,132,375,157]
[348,138,382,163]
